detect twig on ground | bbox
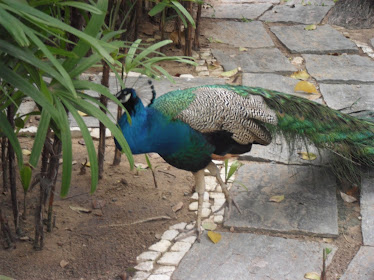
[103,215,172,227]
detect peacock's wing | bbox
[151,85,278,146]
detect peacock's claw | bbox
[175,224,203,242]
[213,192,242,220]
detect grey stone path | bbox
[174,0,374,279]
[225,163,338,237]
[270,24,358,54]
[173,232,336,280]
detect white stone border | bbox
[133,161,238,280]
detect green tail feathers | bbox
[238,86,374,182]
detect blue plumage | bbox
[115,89,214,172]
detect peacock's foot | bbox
[175,222,203,242]
[214,191,242,220]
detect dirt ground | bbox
[1,139,197,280]
[1,15,372,280]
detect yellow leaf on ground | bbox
[82,161,91,167]
[22,149,31,156]
[207,231,222,244]
[304,24,317,31]
[269,195,285,203]
[290,70,310,80]
[304,272,320,280]
[220,68,238,78]
[294,81,318,94]
[239,47,248,52]
[298,152,317,161]
[78,111,88,117]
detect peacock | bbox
[115,84,374,239]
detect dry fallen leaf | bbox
[207,231,221,244]
[322,238,333,243]
[269,195,285,203]
[60,260,69,268]
[202,221,217,231]
[291,70,310,80]
[135,163,149,169]
[340,191,357,203]
[294,81,318,94]
[78,111,87,117]
[239,47,248,52]
[298,152,317,161]
[172,201,183,213]
[304,272,320,280]
[22,149,31,156]
[304,24,317,31]
[69,206,92,214]
[306,93,322,101]
[220,68,239,78]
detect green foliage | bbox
[0,0,195,197]
[148,0,197,28]
[20,165,32,192]
[224,159,243,184]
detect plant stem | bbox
[7,102,20,235]
[0,207,15,249]
[193,2,202,51]
[47,135,62,232]
[1,136,8,193]
[98,62,110,179]
[184,1,193,56]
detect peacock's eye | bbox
[116,89,132,103]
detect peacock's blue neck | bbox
[118,103,187,155]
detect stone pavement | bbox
[18,0,374,279]
[130,0,374,277]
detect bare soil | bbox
[1,139,196,280]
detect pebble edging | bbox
[133,161,236,280]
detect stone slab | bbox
[18,100,37,119]
[320,84,374,113]
[304,54,374,83]
[202,3,272,19]
[172,232,336,280]
[260,5,331,24]
[371,38,374,48]
[224,163,338,237]
[242,72,324,103]
[340,246,374,280]
[361,171,374,246]
[243,73,300,95]
[212,48,296,74]
[270,25,358,54]
[201,20,274,48]
[239,135,331,166]
[285,0,335,5]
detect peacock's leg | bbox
[206,161,241,219]
[193,169,206,241]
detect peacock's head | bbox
[116,88,137,104]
